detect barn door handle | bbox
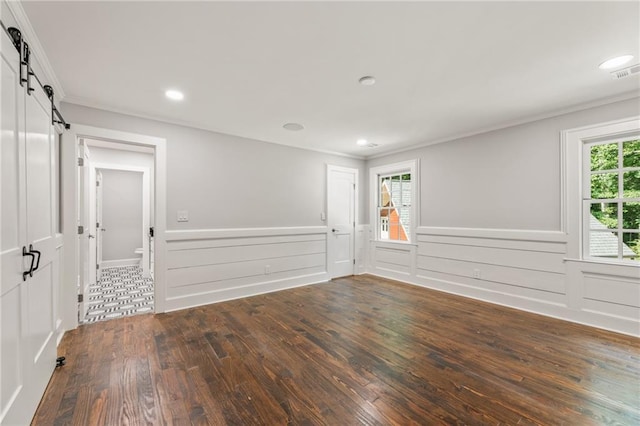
[29,244,41,272]
[22,246,35,281]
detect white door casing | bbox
[96,170,103,269]
[62,125,166,329]
[77,141,90,321]
[327,165,357,279]
[0,7,60,421]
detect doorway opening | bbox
[78,138,155,323]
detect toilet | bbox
[134,248,144,267]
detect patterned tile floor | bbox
[84,265,154,324]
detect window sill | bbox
[564,257,640,268]
[370,240,418,249]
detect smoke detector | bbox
[611,64,640,80]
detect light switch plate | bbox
[177,210,189,222]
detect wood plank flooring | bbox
[34,275,640,425]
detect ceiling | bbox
[22,1,640,158]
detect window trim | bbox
[369,159,419,244]
[582,138,640,263]
[562,116,640,266]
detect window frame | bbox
[369,159,418,244]
[582,137,640,263]
[562,116,640,267]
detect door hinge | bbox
[96,222,100,228]
[96,264,99,270]
[77,225,84,235]
[96,180,100,187]
[77,294,83,303]
[77,157,84,166]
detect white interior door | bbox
[23,82,58,424]
[1,8,60,421]
[327,165,357,279]
[1,22,29,424]
[96,170,103,271]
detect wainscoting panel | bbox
[418,241,565,274]
[367,227,639,336]
[371,243,413,276]
[567,260,640,334]
[583,273,640,308]
[355,225,369,274]
[164,227,329,311]
[416,256,565,294]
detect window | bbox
[378,173,412,241]
[370,160,418,243]
[584,138,640,262]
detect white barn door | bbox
[0,7,60,424]
[327,165,357,279]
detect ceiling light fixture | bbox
[165,89,184,101]
[599,55,634,70]
[283,122,304,131]
[358,76,376,86]
[356,139,369,146]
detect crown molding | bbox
[366,91,640,160]
[5,0,65,99]
[63,96,366,161]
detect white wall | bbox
[100,169,143,261]
[365,97,640,336]
[368,97,640,230]
[62,103,365,310]
[63,103,367,229]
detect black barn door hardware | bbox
[22,246,35,281]
[29,244,41,272]
[43,85,70,129]
[1,21,70,130]
[21,245,42,280]
[56,356,66,368]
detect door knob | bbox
[88,234,95,239]
[332,228,337,233]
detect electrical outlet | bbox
[265,265,271,274]
[177,210,189,222]
[473,269,481,279]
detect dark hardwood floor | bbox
[34,275,639,425]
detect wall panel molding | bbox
[417,226,567,242]
[166,226,328,241]
[368,227,639,336]
[164,227,329,312]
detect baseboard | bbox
[366,271,639,337]
[164,272,330,312]
[101,258,141,268]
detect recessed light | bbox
[283,122,304,131]
[356,139,368,146]
[165,89,184,101]
[358,76,376,86]
[599,55,634,70]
